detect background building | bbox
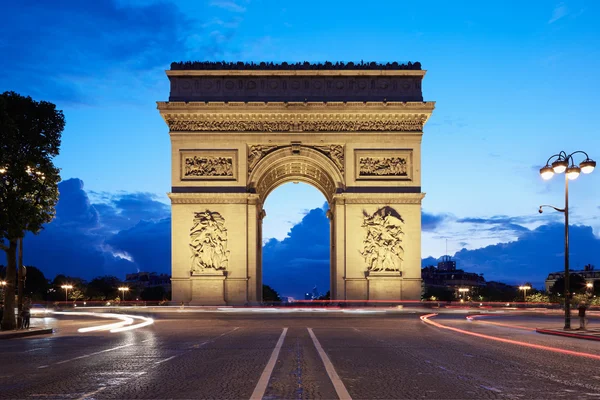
[545,264,598,292]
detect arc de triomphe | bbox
[158,62,435,305]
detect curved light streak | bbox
[52,311,153,333]
[421,313,600,361]
[466,314,535,331]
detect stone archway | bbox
[160,62,435,305]
[248,146,344,300]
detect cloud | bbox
[422,211,450,231]
[2,178,170,279]
[0,1,236,105]
[262,207,330,299]
[210,0,247,13]
[453,223,600,288]
[8,179,598,297]
[548,2,568,24]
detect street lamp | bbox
[61,284,73,303]
[518,285,531,302]
[1,280,6,301]
[539,150,596,329]
[118,287,129,302]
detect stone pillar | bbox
[326,208,336,300]
[332,196,348,300]
[246,195,260,304]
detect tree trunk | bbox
[1,239,18,330]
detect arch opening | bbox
[261,182,331,302]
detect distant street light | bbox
[539,150,596,330]
[518,285,531,302]
[118,287,129,302]
[61,284,73,303]
[1,281,6,301]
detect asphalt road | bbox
[1,311,600,399]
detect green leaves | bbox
[0,91,64,241]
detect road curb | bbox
[0,328,53,340]
[535,328,600,341]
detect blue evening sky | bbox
[2,0,600,295]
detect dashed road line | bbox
[307,328,352,400]
[76,386,106,400]
[155,356,176,365]
[250,328,288,400]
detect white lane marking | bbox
[307,328,352,400]
[54,343,135,365]
[37,365,49,369]
[25,348,44,353]
[155,356,176,365]
[218,327,240,338]
[141,339,152,343]
[480,385,502,393]
[76,386,106,400]
[250,328,288,400]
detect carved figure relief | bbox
[185,156,233,177]
[190,210,230,273]
[248,145,278,172]
[359,156,407,177]
[314,145,344,173]
[166,117,427,133]
[360,207,405,272]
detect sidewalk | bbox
[536,327,600,341]
[0,327,53,340]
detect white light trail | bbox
[52,311,153,333]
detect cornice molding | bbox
[332,193,426,204]
[157,101,435,112]
[161,111,432,133]
[168,192,257,204]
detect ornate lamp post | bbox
[539,151,596,329]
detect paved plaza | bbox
[1,310,600,399]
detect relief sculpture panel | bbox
[355,149,412,181]
[180,150,238,181]
[313,145,344,173]
[360,207,405,273]
[190,210,230,273]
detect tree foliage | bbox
[0,92,64,330]
[262,284,281,302]
[86,276,122,300]
[550,274,587,296]
[140,286,167,301]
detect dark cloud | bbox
[7,178,598,296]
[92,192,170,234]
[454,223,600,288]
[0,1,240,104]
[262,207,331,299]
[106,218,171,274]
[422,211,449,231]
[2,178,170,279]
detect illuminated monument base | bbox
[158,62,435,305]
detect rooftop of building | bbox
[170,61,422,71]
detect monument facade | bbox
[158,61,435,305]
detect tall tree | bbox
[550,274,587,297]
[0,92,64,330]
[262,284,281,302]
